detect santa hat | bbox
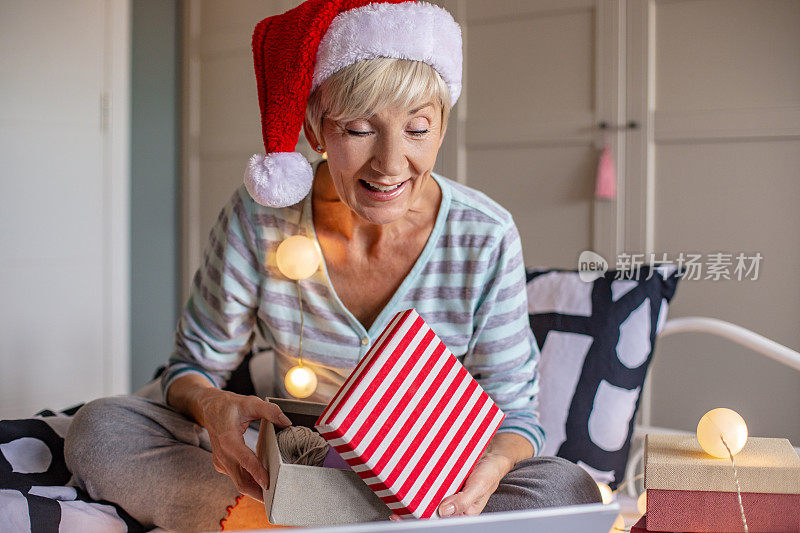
[246,0,462,207]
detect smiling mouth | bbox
[360,179,409,192]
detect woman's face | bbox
[318,102,447,226]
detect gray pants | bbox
[64,396,601,532]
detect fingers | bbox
[223,432,269,489]
[210,430,271,502]
[216,439,268,502]
[439,492,489,517]
[201,392,285,502]
[438,469,493,517]
[241,397,291,427]
[213,455,227,475]
[230,461,265,502]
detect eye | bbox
[345,129,373,136]
[342,119,373,137]
[407,117,431,137]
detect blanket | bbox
[0,406,146,532]
[0,352,264,532]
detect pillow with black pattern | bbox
[525,265,681,488]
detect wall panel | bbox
[640,0,800,442]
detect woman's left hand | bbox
[388,451,513,521]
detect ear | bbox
[303,117,323,151]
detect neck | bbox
[311,161,439,247]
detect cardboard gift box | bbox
[257,309,505,525]
[316,308,505,519]
[644,433,800,532]
[256,397,391,527]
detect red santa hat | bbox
[246,0,463,207]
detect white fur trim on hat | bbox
[311,1,462,106]
[244,152,313,207]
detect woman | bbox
[65,1,601,530]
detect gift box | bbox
[316,308,506,519]
[644,433,800,532]
[256,397,391,527]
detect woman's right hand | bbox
[182,383,291,501]
[167,374,292,500]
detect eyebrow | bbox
[409,103,434,115]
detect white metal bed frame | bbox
[624,316,800,498]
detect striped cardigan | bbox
[162,167,545,454]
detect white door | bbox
[0,0,130,417]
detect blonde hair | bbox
[304,57,451,144]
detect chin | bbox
[356,204,408,226]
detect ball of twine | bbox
[276,426,328,466]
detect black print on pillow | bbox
[525,265,681,488]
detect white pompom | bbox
[244,152,314,207]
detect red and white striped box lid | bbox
[315,308,505,519]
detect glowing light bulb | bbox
[610,514,625,532]
[284,365,318,399]
[597,482,613,505]
[697,408,748,458]
[276,235,321,280]
[637,490,647,515]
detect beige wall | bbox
[181,0,800,443]
[643,0,800,443]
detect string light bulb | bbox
[276,235,321,280]
[597,482,614,505]
[697,408,748,458]
[697,408,750,532]
[284,365,318,399]
[276,231,322,398]
[637,490,647,515]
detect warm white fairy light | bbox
[697,408,749,533]
[637,490,647,515]
[597,482,614,505]
[276,230,322,398]
[284,365,318,399]
[276,235,322,281]
[697,408,748,458]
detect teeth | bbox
[365,180,404,192]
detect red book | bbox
[315,308,505,519]
[647,489,800,532]
[631,515,650,532]
[632,515,671,532]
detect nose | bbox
[370,131,407,177]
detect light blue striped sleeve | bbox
[161,187,262,399]
[465,220,546,456]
